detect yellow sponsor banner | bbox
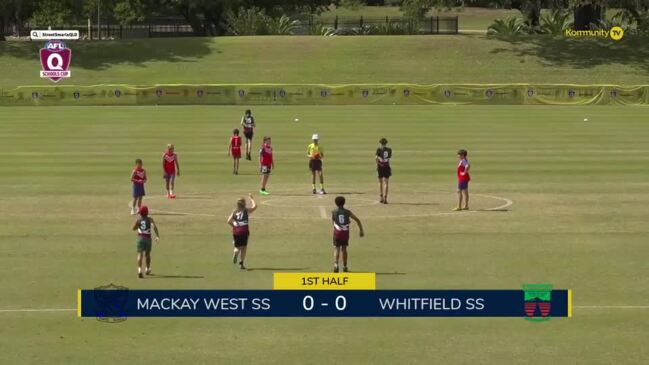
[526,84,605,105]
[274,272,376,290]
[604,86,647,105]
[1,84,648,106]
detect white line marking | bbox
[0,308,75,313]
[478,194,513,211]
[574,305,649,309]
[319,206,328,219]
[149,193,512,220]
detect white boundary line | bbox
[0,308,76,313]
[574,305,649,309]
[147,193,513,220]
[319,206,328,219]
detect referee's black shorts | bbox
[309,159,323,172]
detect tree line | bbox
[1,0,648,40]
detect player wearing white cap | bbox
[306,133,326,194]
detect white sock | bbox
[138,267,142,273]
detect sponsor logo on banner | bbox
[39,40,71,83]
[523,284,552,322]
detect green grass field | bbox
[2,35,649,89]
[1,105,648,364]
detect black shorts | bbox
[333,238,349,247]
[377,165,392,179]
[233,234,249,247]
[244,129,253,140]
[309,159,322,172]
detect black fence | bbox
[311,15,459,35]
[3,15,458,39]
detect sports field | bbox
[2,35,649,89]
[1,105,648,363]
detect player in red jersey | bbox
[331,196,364,273]
[454,149,471,211]
[226,193,257,270]
[130,158,147,215]
[259,136,274,196]
[161,144,180,198]
[228,129,242,175]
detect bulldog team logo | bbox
[39,40,71,82]
[523,284,552,322]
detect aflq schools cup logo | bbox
[39,40,71,82]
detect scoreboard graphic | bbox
[78,274,571,319]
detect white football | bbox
[583,118,589,122]
[294,118,299,122]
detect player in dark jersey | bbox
[226,193,257,270]
[375,138,392,204]
[331,196,364,273]
[240,109,255,160]
[131,205,160,278]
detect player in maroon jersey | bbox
[454,149,471,211]
[241,109,255,160]
[331,196,364,272]
[227,129,242,175]
[130,158,147,215]
[226,194,257,270]
[162,144,180,199]
[375,138,392,204]
[259,136,274,196]
[132,205,160,278]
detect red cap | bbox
[139,205,149,216]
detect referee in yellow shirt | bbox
[307,134,326,194]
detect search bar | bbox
[31,30,80,40]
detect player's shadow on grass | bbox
[246,267,309,271]
[146,274,204,279]
[488,34,649,75]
